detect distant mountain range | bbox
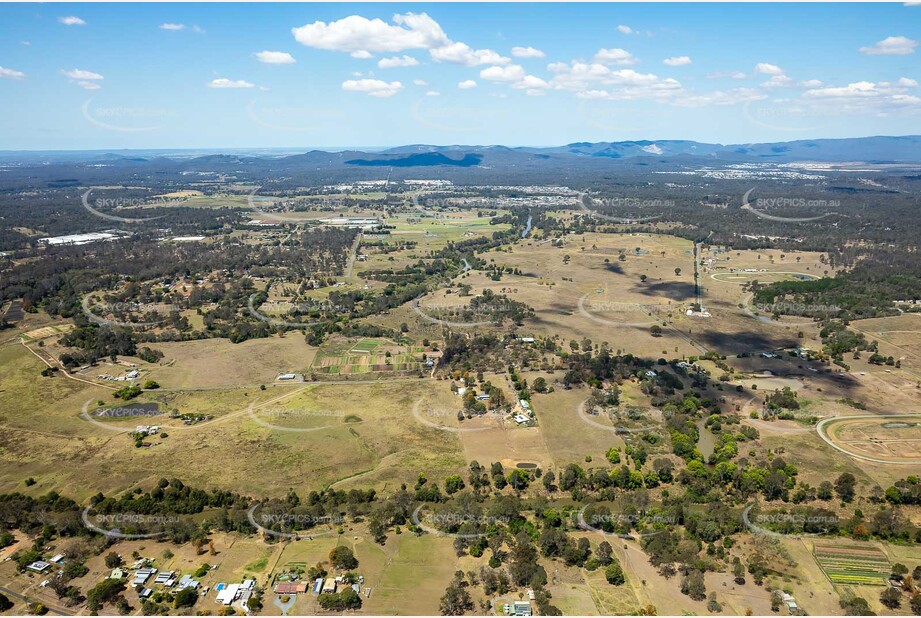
[373,136,921,164]
[1,137,919,184]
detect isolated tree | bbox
[532,377,548,393]
[173,588,198,609]
[439,577,474,615]
[329,546,358,570]
[596,541,613,566]
[681,570,706,600]
[605,561,625,585]
[835,473,857,503]
[444,475,465,494]
[880,587,902,609]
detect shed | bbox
[26,561,51,574]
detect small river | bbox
[521,214,533,238]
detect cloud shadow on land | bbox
[632,281,696,301]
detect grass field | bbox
[0,326,464,498]
[145,336,318,388]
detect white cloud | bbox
[707,70,747,79]
[208,78,255,89]
[58,16,86,26]
[77,81,101,90]
[63,69,103,80]
[341,78,403,97]
[804,81,884,98]
[191,25,205,34]
[377,55,419,69]
[425,90,440,96]
[292,13,509,67]
[480,64,526,82]
[799,79,921,113]
[293,13,448,53]
[511,46,545,58]
[859,35,918,55]
[413,79,428,86]
[576,89,611,100]
[159,23,186,31]
[617,24,633,34]
[898,77,919,87]
[291,13,510,68]
[479,64,549,93]
[458,79,477,89]
[663,56,692,67]
[0,66,25,79]
[550,62,682,101]
[255,51,296,64]
[594,48,637,66]
[513,74,550,90]
[799,79,824,88]
[429,42,509,66]
[762,74,795,88]
[755,63,784,76]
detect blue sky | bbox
[0,3,919,150]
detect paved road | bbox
[0,585,74,616]
[343,232,363,279]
